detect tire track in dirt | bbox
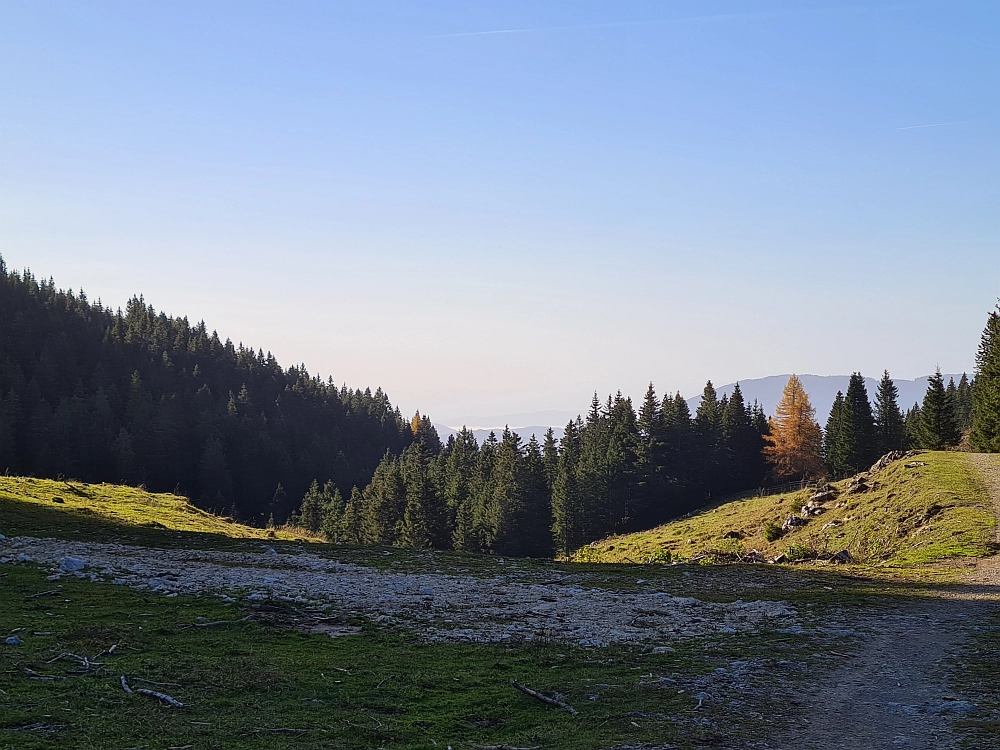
[761,454,1000,750]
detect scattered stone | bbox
[771,554,788,564]
[782,516,807,531]
[265,547,278,557]
[869,451,912,474]
[722,530,744,540]
[60,556,85,572]
[905,462,928,469]
[0,535,797,645]
[810,490,837,503]
[5,636,22,646]
[743,551,766,563]
[831,550,852,564]
[821,520,842,531]
[800,501,826,517]
[651,646,675,654]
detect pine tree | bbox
[541,427,559,490]
[972,303,1000,451]
[763,375,824,480]
[824,391,847,474]
[320,485,346,541]
[874,370,906,454]
[841,373,877,472]
[298,479,326,533]
[955,373,973,433]
[551,419,583,556]
[918,368,960,449]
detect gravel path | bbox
[0,535,794,646]
[764,453,1000,750]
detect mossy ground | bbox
[572,452,995,571]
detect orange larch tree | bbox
[763,374,824,480]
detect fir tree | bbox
[551,419,583,556]
[874,370,906,454]
[971,303,1000,451]
[918,368,960,449]
[298,479,326,533]
[841,373,877,472]
[824,391,847,474]
[955,373,973,433]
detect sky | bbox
[1,0,998,425]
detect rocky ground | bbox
[0,535,794,647]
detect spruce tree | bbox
[824,391,847,474]
[298,479,326,533]
[320,485,346,541]
[955,373,973,433]
[842,373,877,472]
[971,303,1000,451]
[918,368,960,449]
[874,370,906,454]
[551,419,583,556]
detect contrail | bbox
[896,121,971,130]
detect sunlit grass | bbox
[572,452,996,570]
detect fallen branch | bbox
[473,745,541,750]
[121,676,133,694]
[136,688,185,707]
[190,615,253,628]
[252,728,308,735]
[510,680,579,716]
[93,644,118,660]
[132,678,182,688]
[23,668,64,681]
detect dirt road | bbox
[764,453,1000,750]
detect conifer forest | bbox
[1,254,998,559]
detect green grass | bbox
[0,563,820,750]
[0,476,316,547]
[572,452,996,570]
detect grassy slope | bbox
[572,451,996,568]
[0,476,313,545]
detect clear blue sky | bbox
[1,1,997,424]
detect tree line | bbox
[295,383,771,556]
[0,256,414,522]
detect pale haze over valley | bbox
[1,1,995,422]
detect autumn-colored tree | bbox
[764,375,824,480]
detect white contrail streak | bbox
[896,121,971,130]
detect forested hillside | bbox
[0,256,413,522]
[305,384,771,557]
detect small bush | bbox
[645,548,672,565]
[784,542,814,561]
[763,522,783,542]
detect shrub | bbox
[784,542,814,561]
[763,522,783,542]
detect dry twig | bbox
[510,680,579,716]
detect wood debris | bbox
[510,680,579,716]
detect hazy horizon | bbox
[2,1,996,419]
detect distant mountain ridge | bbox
[436,373,967,445]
